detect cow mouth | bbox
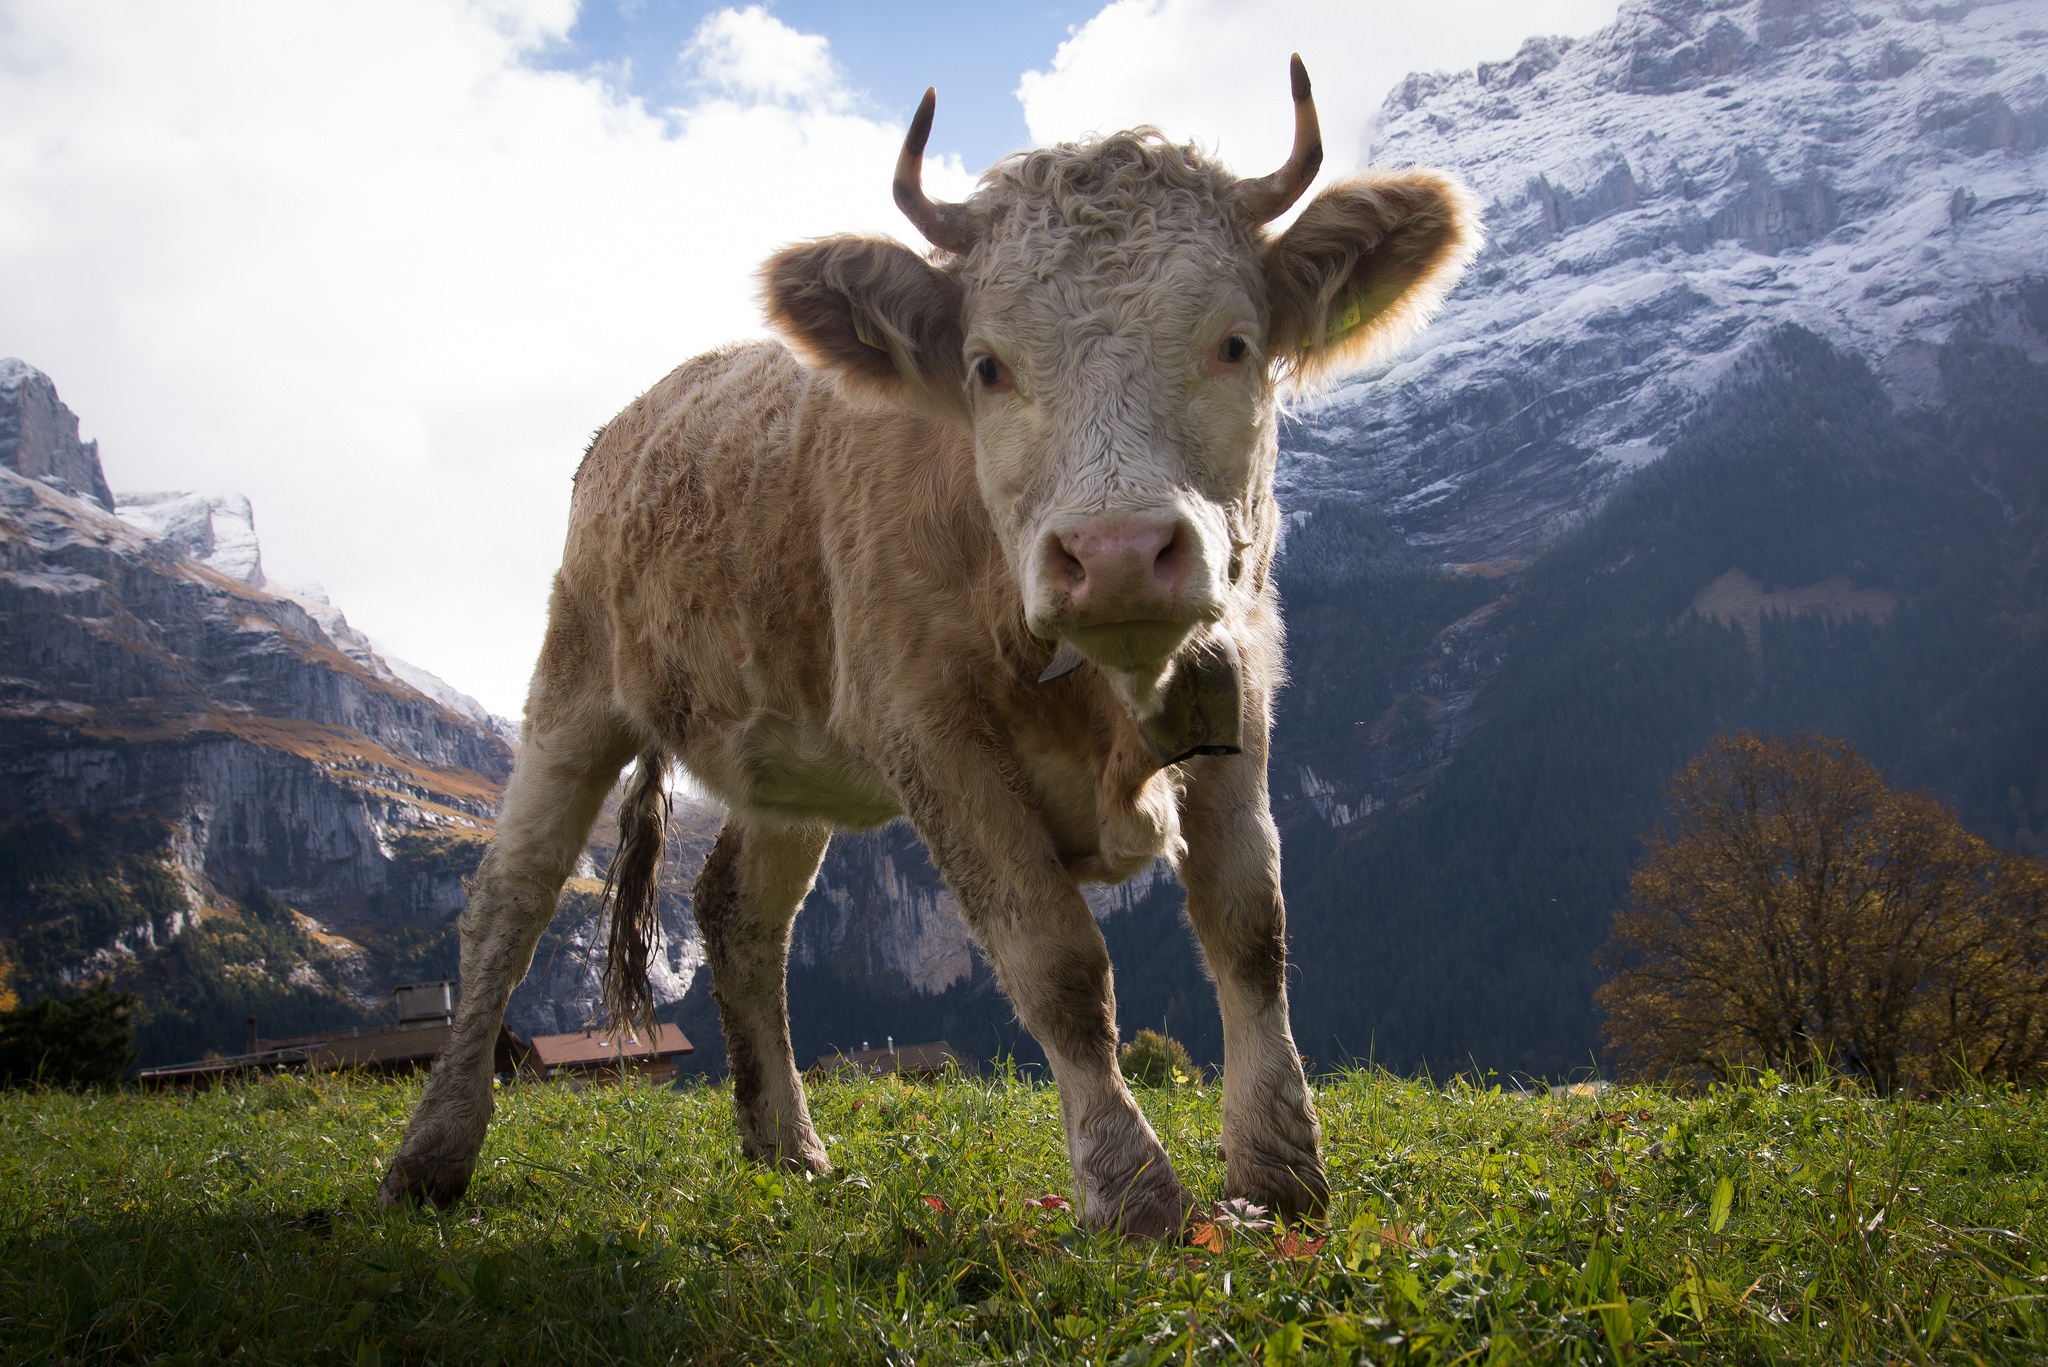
[1061,619,1197,673]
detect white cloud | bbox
[683,5,844,107]
[0,0,969,717]
[1019,0,1621,192]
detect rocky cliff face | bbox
[0,359,1030,1057]
[0,359,113,512]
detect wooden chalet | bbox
[135,1018,533,1089]
[526,1023,694,1083]
[136,980,529,1089]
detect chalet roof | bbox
[251,1018,448,1054]
[813,1041,961,1077]
[528,1023,693,1069]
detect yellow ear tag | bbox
[849,302,889,353]
[1320,296,1365,349]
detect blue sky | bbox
[540,1,1088,171]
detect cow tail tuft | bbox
[600,747,669,1041]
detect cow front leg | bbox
[694,817,834,1173]
[990,900,1187,1237]
[903,775,1187,1237]
[380,691,637,1208]
[1179,753,1327,1222]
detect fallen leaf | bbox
[1273,1230,1324,1261]
[923,1196,950,1214]
[1188,1222,1225,1254]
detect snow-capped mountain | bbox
[1282,0,2046,563]
[1244,0,2048,1079]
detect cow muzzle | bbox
[1030,512,1222,672]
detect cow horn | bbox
[1238,54,1324,225]
[894,88,980,254]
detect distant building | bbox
[527,1024,693,1083]
[136,1017,533,1089]
[136,980,529,1089]
[134,979,698,1089]
[812,1038,963,1079]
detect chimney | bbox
[393,980,456,1024]
[245,1015,258,1054]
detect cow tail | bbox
[600,747,669,1041]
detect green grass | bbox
[2,1070,2043,1364]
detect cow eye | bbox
[1219,334,1250,364]
[973,355,1011,392]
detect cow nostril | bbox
[1053,538,1088,588]
[1152,525,1189,591]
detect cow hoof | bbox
[775,1146,833,1178]
[1091,1177,1191,1241]
[377,1157,472,1211]
[743,1134,832,1177]
[1228,1153,1329,1224]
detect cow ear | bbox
[1263,170,1481,386]
[762,235,969,422]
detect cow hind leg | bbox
[695,817,834,1173]
[379,646,639,1208]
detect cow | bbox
[379,57,1477,1237]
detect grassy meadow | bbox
[1,1068,2043,1364]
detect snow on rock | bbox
[270,579,518,744]
[115,491,266,586]
[113,495,519,744]
[383,653,522,747]
[1281,0,2048,562]
[0,359,115,511]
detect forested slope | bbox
[1275,313,2048,1077]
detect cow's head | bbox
[765,59,1478,756]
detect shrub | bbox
[0,981,137,1088]
[1119,1029,1194,1088]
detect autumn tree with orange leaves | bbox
[1597,732,2048,1094]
